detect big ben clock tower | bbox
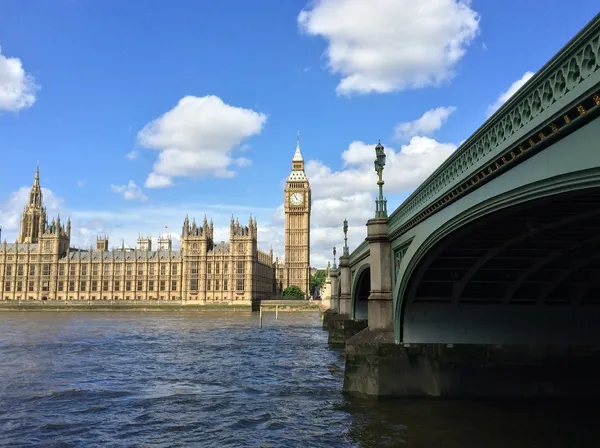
[284,132,311,297]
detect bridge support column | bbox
[343,217,396,393]
[327,255,366,344]
[365,217,393,331]
[323,270,339,330]
[338,255,351,315]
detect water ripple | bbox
[1,312,600,447]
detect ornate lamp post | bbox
[374,140,387,218]
[343,218,349,256]
[332,245,337,269]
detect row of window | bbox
[3,263,182,277]
[2,278,251,293]
[4,279,179,293]
[189,278,244,292]
[2,261,251,277]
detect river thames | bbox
[0,312,598,447]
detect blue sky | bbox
[0,0,598,266]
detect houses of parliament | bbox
[0,136,312,303]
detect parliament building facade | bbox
[0,136,312,304]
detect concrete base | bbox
[344,329,600,399]
[322,309,338,330]
[327,314,368,346]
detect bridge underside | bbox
[353,268,369,321]
[403,186,600,344]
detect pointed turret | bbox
[292,131,303,162]
[287,131,308,182]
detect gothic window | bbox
[92,264,98,276]
[70,265,76,276]
[171,280,177,291]
[42,264,50,276]
[238,243,243,252]
[29,265,36,276]
[44,241,50,251]
[114,281,120,291]
[69,281,75,292]
[172,265,178,276]
[81,265,87,276]
[148,280,154,291]
[137,280,143,291]
[215,263,220,274]
[223,279,228,290]
[207,263,212,274]
[125,281,131,291]
[28,281,34,292]
[80,281,86,292]
[236,279,244,291]
[102,280,109,291]
[126,264,132,276]
[189,279,198,291]
[91,281,98,292]
[17,265,23,276]
[115,264,121,275]
[103,264,109,275]
[59,265,65,276]
[191,262,198,275]
[215,280,220,291]
[16,281,22,292]
[149,264,154,276]
[58,281,64,291]
[207,280,211,291]
[137,264,143,276]
[4,281,10,292]
[223,262,228,274]
[236,261,243,274]
[160,280,165,291]
[5,266,11,276]
[192,243,199,252]
[160,264,166,276]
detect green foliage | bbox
[310,270,327,296]
[282,285,305,298]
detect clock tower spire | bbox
[284,131,311,297]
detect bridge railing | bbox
[378,13,600,239]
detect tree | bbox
[282,285,305,298]
[310,270,327,297]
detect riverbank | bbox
[0,299,324,312]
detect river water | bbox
[0,312,598,447]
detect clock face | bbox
[290,192,304,206]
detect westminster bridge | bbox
[324,13,600,399]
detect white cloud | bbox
[126,151,138,160]
[110,181,148,202]
[298,0,480,95]
[138,95,267,187]
[307,137,456,199]
[234,157,252,167]
[0,46,38,112]
[77,180,85,187]
[394,106,456,140]
[487,71,534,116]
[145,173,172,189]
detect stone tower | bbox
[17,165,47,244]
[284,132,311,297]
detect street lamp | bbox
[374,140,387,218]
[333,245,337,269]
[343,218,349,255]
